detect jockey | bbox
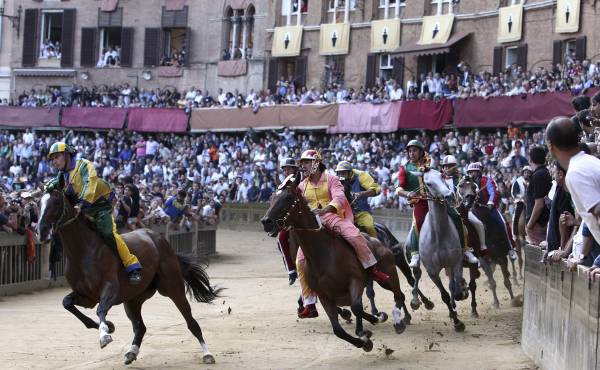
[277,157,299,285]
[440,155,479,264]
[394,139,430,268]
[466,162,517,260]
[334,160,380,238]
[295,150,390,319]
[45,142,142,284]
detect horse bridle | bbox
[275,190,323,232]
[412,185,452,205]
[52,192,78,232]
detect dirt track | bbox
[0,230,536,370]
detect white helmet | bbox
[441,155,457,167]
[467,162,482,172]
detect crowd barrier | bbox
[0,222,217,297]
[522,245,600,370]
[3,88,596,133]
[219,203,412,240]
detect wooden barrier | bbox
[220,203,413,240]
[0,222,217,297]
[522,244,600,370]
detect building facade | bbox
[2,0,599,101]
[264,0,599,92]
[4,0,268,101]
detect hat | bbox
[335,161,353,172]
[441,155,457,166]
[467,162,482,172]
[280,157,298,169]
[406,140,424,151]
[300,149,321,161]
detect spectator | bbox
[525,145,552,245]
[545,161,574,257]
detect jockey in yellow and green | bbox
[334,161,380,238]
[45,142,142,284]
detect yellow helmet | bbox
[48,142,72,158]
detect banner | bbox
[320,23,350,55]
[398,99,452,131]
[271,26,303,57]
[418,14,454,45]
[555,0,580,33]
[217,60,248,77]
[62,107,127,129]
[453,90,600,128]
[0,107,60,127]
[497,4,523,43]
[127,108,188,132]
[329,102,401,133]
[371,19,401,53]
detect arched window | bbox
[222,4,256,60]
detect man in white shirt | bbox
[546,117,600,275]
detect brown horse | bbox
[36,175,221,365]
[261,175,409,351]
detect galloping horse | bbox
[36,175,222,365]
[261,174,409,351]
[364,222,435,318]
[408,168,468,332]
[457,178,518,308]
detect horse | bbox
[363,222,435,318]
[408,168,468,332]
[261,174,409,351]
[36,175,222,365]
[457,178,518,308]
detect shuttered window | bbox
[516,44,527,71]
[120,27,134,67]
[98,7,123,28]
[552,40,562,66]
[575,36,586,61]
[60,9,76,67]
[392,56,405,88]
[162,6,188,28]
[144,28,162,67]
[268,58,280,92]
[80,28,97,67]
[492,46,503,75]
[294,56,307,89]
[22,9,39,67]
[366,54,377,89]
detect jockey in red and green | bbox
[394,140,430,268]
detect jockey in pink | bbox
[295,149,390,318]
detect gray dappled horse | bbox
[408,168,468,332]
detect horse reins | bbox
[53,192,78,231]
[275,191,323,232]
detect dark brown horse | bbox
[36,175,221,365]
[261,175,409,351]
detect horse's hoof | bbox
[410,300,421,310]
[454,321,466,332]
[340,309,352,322]
[376,312,388,324]
[106,321,115,334]
[361,338,373,352]
[99,335,113,349]
[358,330,372,339]
[394,321,406,334]
[423,300,435,310]
[471,311,479,319]
[202,354,216,364]
[124,352,137,365]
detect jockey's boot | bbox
[288,270,298,286]
[464,249,479,265]
[298,304,318,319]
[508,248,518,261]
[367,266,390,284]
[128,269,142,284]
[408,253,420,268]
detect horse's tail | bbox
[177,254,224,303]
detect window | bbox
[379,54,393,80]
[282,0,308,15]
[324,55,345,87]
[222,6,255,61]
[328,0,356,10]
[39,11,63,60]
[505,46,518,69]
[97,28,122,67]
[379,0,406,7]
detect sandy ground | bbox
[0,230,536,370]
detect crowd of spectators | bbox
[3,55,600,109]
